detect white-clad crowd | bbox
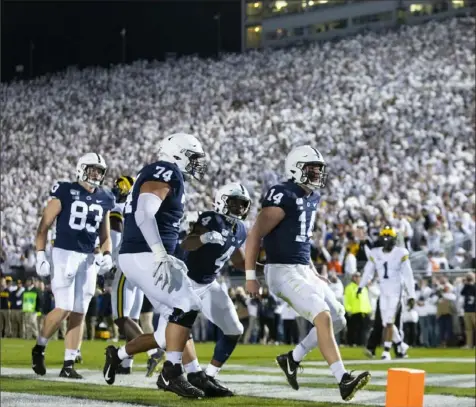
[1,17,475,267]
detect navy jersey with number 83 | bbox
[50,181,115,254]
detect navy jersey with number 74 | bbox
[119,161,185,255]
[262,181,320,265]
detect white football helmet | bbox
[159,133,207,180]
[76,153,107,187]
[285,145,327,190]
[214,182,251,220]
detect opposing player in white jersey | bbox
[32,153,114,379]
[110,175,164,375]
[103,133,207,398]
[245,145,371,402]
[358,226,416,360]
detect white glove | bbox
[36,251,51,277]
[153,255,188,290]
[94,253,113,275]
[200,231,225,246]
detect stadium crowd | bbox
[0,18,475,349]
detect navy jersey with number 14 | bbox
[262,181,320,265]
[51,181,115,254]
[119,161,185,255]
[184,211,247,285]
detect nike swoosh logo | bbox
[64,371,71,377]
[105,366,112,381]
[161,374,169,386]
[32,364,36,368]
[97,200,103,203]
[286,358,295,375]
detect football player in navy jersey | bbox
[103,133,207,399]
[109,175,164,376]
[245,145,371,402]
[152,182,250,397]
[32,153,115,379]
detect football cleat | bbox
[117,366,131,375]
[276,351,300,390]
[59,366,83,379]
[145,349,165,377]
[381,351,391,361]
[32,345,46,376]
[187,371,232,397]
[103,346,121,385]
[364,348,375,359]
[339,371,371,401]
[156,361,204,398]
[206,375,234,397]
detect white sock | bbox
[392,325,402,343]
[121,357,133,368]
[205,364,221,378]
[184,359,202,374]
[118,346,129,360]
[166,351,182,365]
[384,341,392,351]
[77,349,81,356]
[37,336,48,347]
[292,328,318,362]
[64,349,77,362]
[147,348,158,357]
[330,360,347,383]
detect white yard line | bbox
[1,367,475,407]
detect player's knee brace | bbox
[168,308,198,329]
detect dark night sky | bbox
[1,1,242,81]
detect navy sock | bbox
[212,335,240,364]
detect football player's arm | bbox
[181,223,209,251]
[401,253,416,300]
[359,258,375,290]
[136,181,170,259]
[35,198,62,251]
[99,211,112,253]
[244,206,285,279]
[109,212,123,253]
[231,248,245,271]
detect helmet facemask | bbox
[223,195,251,220]
[184,150,207,181]
[80,165,107,187]
[297,162,328,189]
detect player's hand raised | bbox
[200,231,226,246]
[246,279,260,297]
[35,251,51,277]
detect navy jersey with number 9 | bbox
[185,211,247,284]
[262,181,320,265]
[119,161,185,255]
[51,181,115,253]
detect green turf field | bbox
[1,339,475,407]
